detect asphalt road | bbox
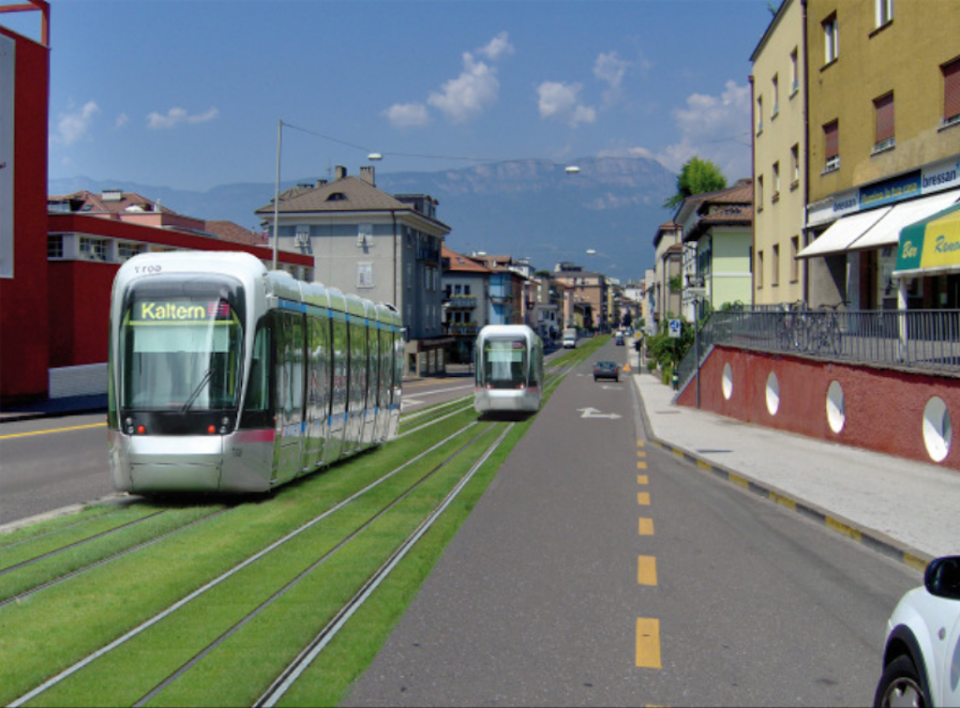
[0,412,114,526]
[345,341,920,707]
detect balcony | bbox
[443,295,477,309]
[445,323,479,336]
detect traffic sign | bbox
[668,319,682,339]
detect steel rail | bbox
[132,423,497,707]
[8,420,481,708]
[255,423,515,708]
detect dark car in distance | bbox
[593,361,619,382]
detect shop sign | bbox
[807,190,858,226]
[921,157,960,195]
[896,203,960,274]
[860,171,922,209]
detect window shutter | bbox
[944,58,960,121]
[875,93,895,142]
[824,121,839,159]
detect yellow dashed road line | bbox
[636,618,662,669]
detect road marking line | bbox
[637,475,648,485]
[0,422,106,440]
[637,461,648,470]
[637,556,657,585]
[636,618,662,669]
[638,518,654,535]
[637,492,650,506]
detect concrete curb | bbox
[630,370,930,574]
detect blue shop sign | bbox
[859,171,922,209]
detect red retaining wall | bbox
[676,345,960,471]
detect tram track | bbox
[1,338,604,706]
[6,415,487,707]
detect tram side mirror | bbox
[925,556,960,600]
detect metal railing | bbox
[676,306,960,391]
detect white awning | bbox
[797,206,892,259]
[848,188,960,252]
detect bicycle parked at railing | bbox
[776,300,809,352]
[806,301,846,356]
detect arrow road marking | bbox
[577,407,622,419]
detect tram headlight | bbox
[219,416,230,434]
[124,417,135,435]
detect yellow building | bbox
[750,0,807,306]
[801,0,960,310]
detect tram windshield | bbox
[481,338,528,388]
[120,284,244,411]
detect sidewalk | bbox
[629,350,960,569]
[0,393,107,423]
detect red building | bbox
[0,4,309,403]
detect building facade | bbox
[800,0,960,310]
[751,0,807,306]
[651,223,683,327]
[256,166,452,375]
[441,245,491,363]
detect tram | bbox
[473,324,544,415]
[107,251,404,494]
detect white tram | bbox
[107,251,403,494]
[473,324,544,415]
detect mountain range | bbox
[49,156,678,280]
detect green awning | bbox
[894,201,960,278]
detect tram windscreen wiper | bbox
[180,367,215,414]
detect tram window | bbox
[483,339,527,387]
[240,319,272,428]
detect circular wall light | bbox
[826,381,845,434]
[923,397,952,463]
[766,372,780,416]
[722,363,733,400]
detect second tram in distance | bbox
[474,324,544,415]
[107,251,404,494]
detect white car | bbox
[875,556,960,707]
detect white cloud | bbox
[115,113,129,129]
[384,102,430,128]
[428,52,500,124]
[537,81,596,128]
[594,51,629,90]
[147,106,219,130]
[478,31,514,61]
[55,101,100,145]
[657,80,752,178]
[385,33,510,128]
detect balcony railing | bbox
[443,296,477,309]
[445,324,479,336]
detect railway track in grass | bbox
[1,338,604,706]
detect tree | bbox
[662,157,728,211]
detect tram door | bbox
[272,312,304,485]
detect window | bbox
[790,236,800,282]
[823,120,840,172]
[756,96,764,135]
[790,48,799,95]
[790,144,800,188]
[771,75,779,118]
[357,262,374,289]
[942,57,960,128]
[873,92,895,153]
[772,244,780,287]
[757,175,764,210]
[79,237,109,261]
[756,250,764,288]
[875,0,893,27]
[48,235,64,259]
[118,241,145,261]
[772,162,781,202]
[823,14,839,65]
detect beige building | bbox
[651,222,683,327]
[750,0,807,306]
[800,1,960,310]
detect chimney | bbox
[359,165,375,187]
[334,165,347,180]
[316,179,327,188]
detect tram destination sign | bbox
[133,300,232,322]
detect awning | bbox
[797,206,891,259]
[894,201,960,278]
[849,189,960,252]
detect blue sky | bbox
[5,0,774,192]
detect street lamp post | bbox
[272,119,283,271]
